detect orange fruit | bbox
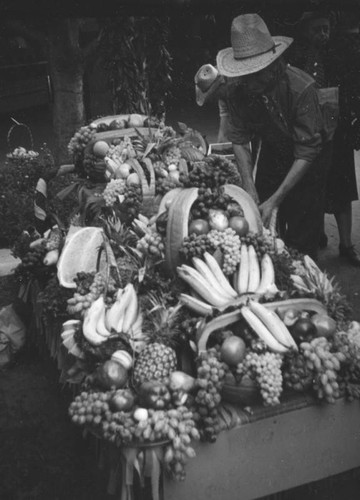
[93,140,110,157]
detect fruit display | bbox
[19,113,360,496]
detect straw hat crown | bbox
[217,13,293,77]
[231,13,276,59]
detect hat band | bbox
[234,42,278,61]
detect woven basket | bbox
[6,118,37,162]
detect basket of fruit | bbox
[6,118,39,164]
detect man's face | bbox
[304,18,330,48]
[241,65,275,95]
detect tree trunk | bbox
[47,19,85,164]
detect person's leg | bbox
[336,202,360,266]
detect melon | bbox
[57,227,105,288]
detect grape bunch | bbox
[181,162,218,189]
[15,243,48,280]
[136,231,165,259]
[179,233,214,261]
[38,275,73,319]
[240,231,277,259]
[282,351,314,392]
[69,392,199,482]
[67,272,113,316]
[68,126,96,159]
[155,175,183,196]
[331,331,360,401]
[102,179,126,206]
[69,390,111,426]
[300,337,346,403]
[121,184,143,220]
[189,188,233,219]
[236,351,284,406]
[207,228,241,275]
[162,145,182,167]
[82,152,107,182]
[192,348,227,442]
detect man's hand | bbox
[259,195,279,228]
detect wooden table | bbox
[164,395,360,500]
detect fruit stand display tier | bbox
[84,127,158,156]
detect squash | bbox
[165,187,199,274]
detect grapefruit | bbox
[93,140,110,157]
[57,227,105,288]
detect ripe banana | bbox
[122,285,139,334]
[177,265,229,307]
[114,284,136,333]
[247,245,261,293]
[192,257,234,301]
[237,244,249,294]
[96,297,111,338]
[203,252,238,299]
[105,288,124,331]
[241,305,288,353]
[179,293,214,316]
[82,297,108,346]
[248,300,297,350]
[256,253,275,295]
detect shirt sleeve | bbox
[292,83,324,162]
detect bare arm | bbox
[259,158,311,227]
[233,143,259,203]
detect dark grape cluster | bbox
[37,274,73,319]
[283,351,314,392]
[240,231,277,258]
[155,176,183,196]
[236,351,283,406]
[192,348,227,442]
[15,243,48,280]
[121,184,143,220]
[179,233,215,261]
[332,331,360,401]
[182,162,227,189]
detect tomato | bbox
[228,216,249,237]
[188,219,210,235]
[290,317,317,343]
[220,336,246,366]
[311,313,337,338]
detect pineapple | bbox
[133,294,182,386]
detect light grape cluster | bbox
[67,272,109,316]
[69,391,199,482]
[162,145,182,167]
[68,126,96,158]
[137,231,165,259]
[102,179,127,206]
[300,337,346,403]
[193,348,227,442]
[206,228,241,275]
[237,351,284,406]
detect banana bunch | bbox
[61,319,84,358]
[291,255,334,296]
[177,252,238,313]
[78,283,140,347]
[241,300,298,353]
[234,244,277,296]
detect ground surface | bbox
[1,105,360,499]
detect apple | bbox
[311,313,337,338]
[220,335,246,366]
[109,389,135,412]
[228,216,249,237]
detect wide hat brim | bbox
[216,36,293,77]
[195,74,224,106]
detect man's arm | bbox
[259,158,311,227]
[233,143,259,204]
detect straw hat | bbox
[216,13,293,77]
[194,64,224,106]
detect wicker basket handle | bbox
[7,117,34,152]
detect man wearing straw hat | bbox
[216,13,331,259]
